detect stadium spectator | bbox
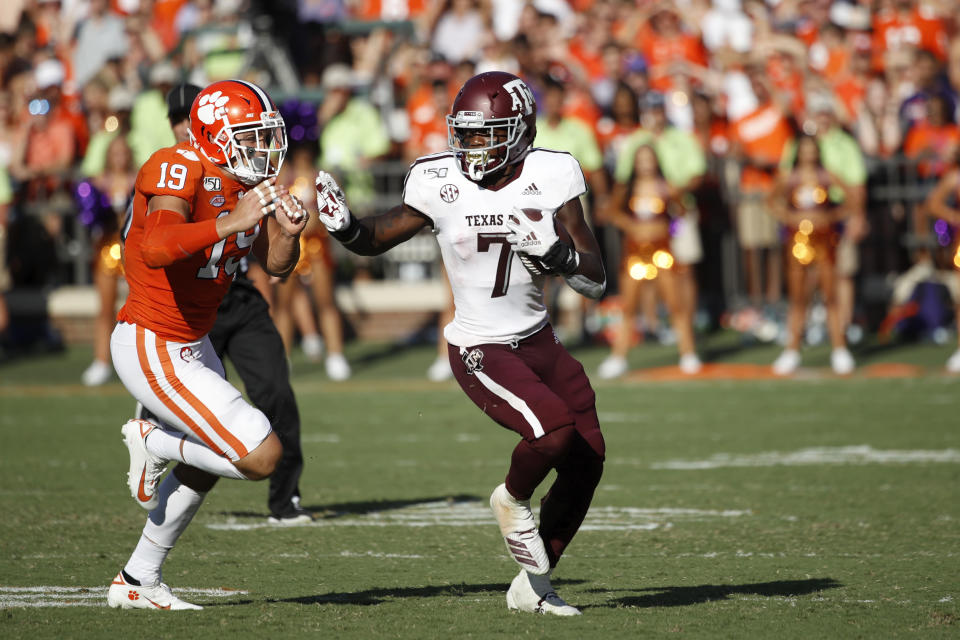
[769,134,855,376]
[71,0,128,88]
[729,66,794,314]
[899,48,957,136]
[429,0,486,65]
[534,76,607,211]
[10,58,77,243]
[317,63,390,210]
[903,93,960,180]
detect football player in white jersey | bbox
[316,71,606,616]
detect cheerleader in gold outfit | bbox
[769,135,855,375]
[598,145,701,378]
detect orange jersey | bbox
[119,143,259,341]
[873,7,947,63]
[732,104,793,191]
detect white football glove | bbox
[315,171,352,232]
[505,206,579,276]
[505,206,559,258]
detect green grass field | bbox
[0,335,958,638]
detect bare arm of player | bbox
[252,191,308,277]
[315,170,430,255]
[330,203,431,256]
[555,197,607,299]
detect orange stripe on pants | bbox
[135,325,227,457]
[154,335,249,458]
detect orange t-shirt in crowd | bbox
[833,74,867,122]
[903,121,960,178]
[563,87,603,132]
[697,118,730,157]
[152,0,189,51]
[23,116,75,171]
[872,7,947,63]
[635,22,707,92]
[119,142,258,342]
[766,56,805,117]
[405,82,456,158]
[568,37,606,82]
[596,119,640,161]
[353,0,427,20]
[731,103,793,191]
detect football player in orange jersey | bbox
[106,79,308,610]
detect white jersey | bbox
[403,148,587,347]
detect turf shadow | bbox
[215,494,482,520]
[591,577,841,609]
[273,579,587,607]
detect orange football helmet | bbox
[189,79,287,185]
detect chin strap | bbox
[468,158,483,181]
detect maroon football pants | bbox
[449,324,605,567]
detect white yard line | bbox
[651,446,960,470]
[206,501,750,531]
[0,586,248,609]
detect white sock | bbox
[146,428,246,480]
[123,473,206,586]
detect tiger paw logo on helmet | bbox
[196,91,230,125]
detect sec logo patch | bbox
[440,184,459,203]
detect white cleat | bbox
[121,419,170,511]
[506,569,581,616]
[830,347,855,375]
[107,572,202,610]
[772,349,801,376]
[81,360,112,386]
[490,483,550,575]
[426,356,453,382]
[947,349,960,373]
[597,355,628,380]
[678,353,702,375]
[325,353,352,381]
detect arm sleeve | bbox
[136,147,213,267]
[141,209,221,267]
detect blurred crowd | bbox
[2,0,960,376]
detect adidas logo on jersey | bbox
[521,183,541,196]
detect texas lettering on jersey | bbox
[402,149,586,347]
[118,142,259,341]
